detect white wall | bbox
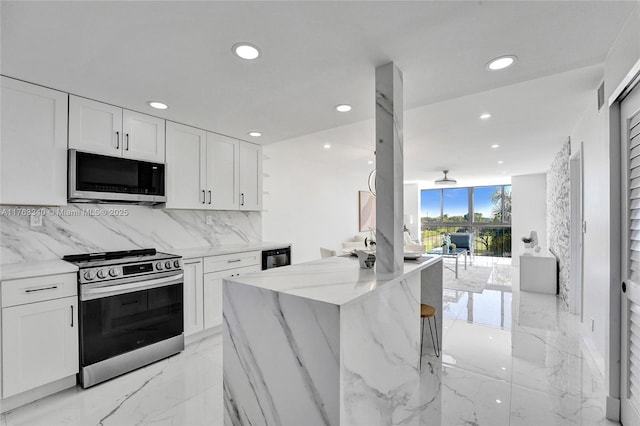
[511,173,547,266]
[404,183,420,241]
[262,131,375,264]
[569,91,608,376]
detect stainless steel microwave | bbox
[68,149,166,205]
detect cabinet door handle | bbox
[228,259,242,263]
[70,305,74,327]
[116,131,120,149]
[208,190,212,205]
[202,190,206,204]
[25,285,58,293]
[125,133,130,151]
[240,193,245,206]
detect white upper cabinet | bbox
[165,124,247,211]
[239,142,263,211]
[207,132,239,210]
[68,96,121,157]
[165,122,207,209]
[0,77,68,206]
[69,96,165,163]
[122,110,165,162]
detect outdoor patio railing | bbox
[421,225,512,258]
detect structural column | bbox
[375,62,404,277]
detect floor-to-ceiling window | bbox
[420,184,512,257]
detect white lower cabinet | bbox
[183,258,204,336]
[203,265,260,329]
[183,252,260,337]
[1,273,78,400]
[203,272,224,329]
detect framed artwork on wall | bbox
[358,191,376,232]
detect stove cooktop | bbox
[63,249,179,268]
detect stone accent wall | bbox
[546,140,571,308]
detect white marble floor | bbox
[440,256,617,426]
[0,257,618,425]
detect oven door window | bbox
[80,283,183,366]
[267,253,289,269]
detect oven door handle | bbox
[81,274,183,300]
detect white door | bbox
[122,110,165,163]
[239,142,263,211]
[206,132,239,210]
[69,96,122,156]
[183,259,204,336]
[165,122,207,209]
[620,84,640,426]
[0,77,68,205]
[2,296,78,398]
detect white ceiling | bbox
[1,1,636,185]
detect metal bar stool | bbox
[419,304,440,370]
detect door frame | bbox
[609,60,640,422]
[569,143,584,317]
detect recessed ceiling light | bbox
[480,113,491,120]
[486,55,517,71]
[147,101,168,110]
[497,160,504,164]
[368,160,373,165]
[491,144,500,149]
[323,143,331,149]
[232,42,261,60]
[335,104,352,112]
[496,399,502,404]
[248,131,262,137]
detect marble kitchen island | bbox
[222,254,443,426]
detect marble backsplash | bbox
[0,205,261,264]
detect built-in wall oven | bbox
[261,246,291,270]
[63,249,184,388]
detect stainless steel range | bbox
[63,249,184,388]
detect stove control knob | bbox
[84,270,96,281]
[173,260,180,268]
[97,269,107,279]
[165,260,172,269]
[109,268,120,277]
[155,262,164,270]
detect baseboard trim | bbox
[606,395,621,422]
[185,325,221,346]
[1,375,76,414]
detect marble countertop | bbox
[0,260,79,281]
[0,242,291,281]
[174,241,291,259]
[225,254,441,306]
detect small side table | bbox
[520,249,557,294]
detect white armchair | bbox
[404,231,425,253]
